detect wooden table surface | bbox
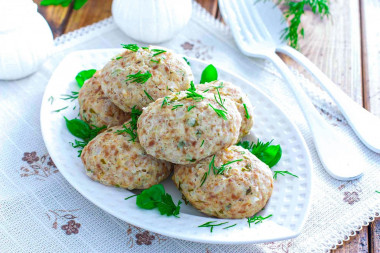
[33,0,379,252]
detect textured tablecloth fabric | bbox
[0,2,379,252]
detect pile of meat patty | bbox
[79,46,273,219]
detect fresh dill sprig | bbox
[200,140,205,147]
[200,155,243,186]
[186,90,204,101]
[198,221,229,233]
[144,90,154,101]
[115,105,142,142]
[115,56,123,60]
[187,105,196,111]
[61,91,79,102]
[273,0,330,49]
[208,104,228,120]
[273,170,299,180]
[121,44,139,52]
[126,71,152,84]
[151,49,166,57]
[223,223,237,229]
[172,104,183,110]
[247,214,273,227]
[214,88,227,110]
[375,190,380,194]
[243,103,250,119]
[215,159,243,175]
[183,57,191,66]
[48,96,54,104]
[161,96,170,108]
[52,106,68,113]
[116,124,137,142]
[188,81,196,91]
[70,139,87,157]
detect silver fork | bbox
[219,0,363,180]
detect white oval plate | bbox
[41,49,312,244]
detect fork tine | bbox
[246,0,273,40]
[228,0,259,44]
[234,0,265,42]
[218,0,257,49]
[239,0,274,42]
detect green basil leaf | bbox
[75,69,96,88]
[64,117,91,140]
[200,64,218,84]
[41,0,72,6]
[136,184,165,209]
[261,145,282,168]
[73,0,88,9]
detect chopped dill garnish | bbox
[186,90,204,101]
[48,96,54,104]
[223,223,237,230]
[116,124,137,142]
[200,155,242,186]
[200,140,205,147]
[121,44,139,52]
[273,171,298,180]
[141,47,149,50]
[161,96,170,108]
[115,56,123,60]
[202,89,210,93]
[213,82,224,89]
[115,105,142,142]
[151,49,166,56]
[183,57,191,66]
[150,59,160,63]
[214,88,227,110]
[124,195,137,200]
[172,104,183,110]
[208,104,227,120]
[187,105,196,111]
[126,71,152,84]
[52,106,68,113]
[198,221,229,233]
[215,159,243,175]
[61,91,79,101]
[247,214,273,227]
[188,81,196,91]
[144,90,154,101]
[243,103,250,119]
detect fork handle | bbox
[277,45,380,153]
[267,53,363,180]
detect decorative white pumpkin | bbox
[0,0,54,80]
[112,0,192,43]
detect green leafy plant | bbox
[273,0,330,49]
[127,184,182,217]
[200,64,218,84]
[40,0,88,10]
[237,140,282,168]
[64,117,106,156]
[75,69,96,88]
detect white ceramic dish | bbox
[40,49,312,244]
